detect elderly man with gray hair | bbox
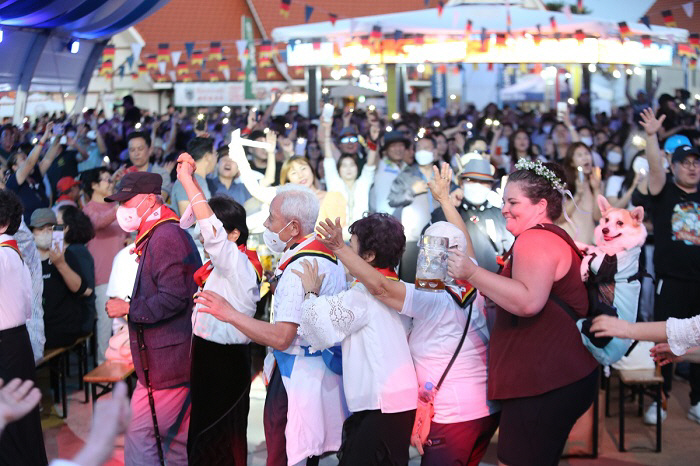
[195,184,348,466]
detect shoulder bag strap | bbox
[436,303,474,392]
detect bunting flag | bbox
[662,10,676,27]
[639,15,652,30]
[157,43,169,62]
[192,50,204,65]
[690,57,697,70]
[682,2,694,18]
[176,61,188,76]
[414,35,424,45]
[394,30,403,40]
[437,1,444,16]
[236,69,246,80]
[196,70,202,81]
[130,43,143,62]
[168,70,176,82]
[574,29,585,44]
[103,44,115,62]
[371,25,382,39]
[280,0,291,17]
[487,63,494,71]
[184,42,195,60]
[157,74,167,82]
[329,13,337,25]
[535,24,542,44]
[312,39,321,50]
[125,54,135,71]
[158,61,166,75]
[424,0,429,5]
[641,35,652,48]
[618,21,630,37]
[549,16,557,32]
[183,73,193,82]
[259,42,273,67]
[437,64,447,74]
[480,27,488,51]
[218,57,230,72]
[170,51,182,67]
[533,63,542,74]
[677,43,695,57]
[577,0,583,11]
[131,71,139,79]
[690,33,700,46]
[265,68,277,79]
[116,66,124,80]
[304,5,313,22]
[472,62,479,71]
[99,60,113,76]
[209,42,222,61]
[146,54,157,70]
[466,19,473,34]
[209,71,219,82]
[222,68,231,81]
[495,33,506,46]
[138,63,147,76]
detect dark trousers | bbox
[187,336,250,466]
[338,409,415,466]
[421,413,500,466]
[497,369,597,466]
[0,325,48,466]
[654,276,700,404]
[263,366,320,466]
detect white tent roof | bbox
[329,84,385,98]
[272,4,687,43]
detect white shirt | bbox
[15,221,45,362]
[402,284,499,423]
[105,245,139,301]
[667,315,700,356]
[323,158,377,226]
[0,233,32,330]
[299,282,417,414]
[193,215,259,344]
[370,158,403,214]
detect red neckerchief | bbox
[194,245,264,289]
[277,234,338,273]
[445,279,477,308]
[131,205,180,257]
[0,239,23,262]
[352,267,399,286]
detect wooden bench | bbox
[83,361,135,408]
[37,346,70,418]
[618,368,664,453]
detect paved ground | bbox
[39,361,700,465]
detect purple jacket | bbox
[128,222,201,389]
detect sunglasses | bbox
[340,136,358,144]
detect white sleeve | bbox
[323,157,344,193]
[298,287,368,352]
[198,214,244,276]
[273,262,306,325]
[401,282,439,319]
[356,164,377,191]
[49,460,80,466]
[667,316,700,356]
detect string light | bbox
[588,63,596,73]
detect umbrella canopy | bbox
[329,84,385,98]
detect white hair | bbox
[275,184,319,235]
[425,221,467,252]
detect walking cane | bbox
[137,325,166,466]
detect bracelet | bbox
[191,192,203,203]
[304,291,319,300]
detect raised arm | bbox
[639,108,667,196]
[176,152,216,222]
[261,130,277,187]
[428,163,475,259]
[562,108,580,143]
[38,137,62,175]
[15,124,52,185]
[228,136,276,204]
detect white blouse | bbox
[298,282,418,414]
[667,315,700,356]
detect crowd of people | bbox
[0,76,700,466]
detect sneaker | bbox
[688,403,700,424]
[644,402,667,425]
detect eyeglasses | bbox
[680,159,699,169]
[340,136,358,144]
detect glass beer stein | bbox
[415,235,449,292]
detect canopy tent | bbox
[0,0,170,120]
[329,84,385,98]
[272,3,687,44]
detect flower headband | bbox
[514,158,566,192]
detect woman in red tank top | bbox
[447,161,598,466]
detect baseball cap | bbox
[56,176,80,194]
[671,145,700,164]
[29,208,57,228]
[339,127,358,137]
[105,172,162,202]
[382,130,410,150]
[664,135,692,154]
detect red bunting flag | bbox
[280,0,291,17]
[103,45,115,62]
[329,13,337,25]
[131,72,138,79]
[259,43,273,67]
[157,44,169,62]
[574,29,585,44]
[662,10,676,27]
[414,35,424,46]
[577,0,583,11]
[312,40,321,50]
[496,33,506,46]
[466,19,472,34]
[265,68,277,79]
[641,35,652,48]
[535,24,542,45]
[371,25,382,39]
[690,57,697,70]
[138,63,148,75]
[176,61,188,76]
[146,55,157,70]
[218,58,230,72]
[487,63,494,71]
[618,21,630,36]
[677,44,695,57]
[437,1,444,16]
[689,33,700,46]
[191,50,203,66]
[236,69,246,81]
[209,42,222,61]
[209,71,219,82]
[182,74,192,83]
[99,60,113,76]
[437,65,447,74]
[549,16,557,32]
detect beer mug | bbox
[415,235,449,292]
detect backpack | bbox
[513,224,645,366]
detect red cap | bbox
[57,176,80,194]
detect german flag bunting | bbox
[209,71,219,82]
[192,50,204,66]
[618,21,630,37]
[329,13,337,26]
[574,29,584,45]
[138,63,148,75]
[280,0,291,17]
[146,54,157,70]
[690,33,700,47]
[209,42,222,61]
[176,61,188,76]
[157,43,169,62]
[103,45,115,62]
[661,10,676,27]
[218,58,230,72]
[641,35,652,48]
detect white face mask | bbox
[462,182,491,206]
[607,151,623,165]
[414,150,434,166]
[263,221,293,253]
[34,231,52,250]
[580,136,593,147]
[116,197,148,233]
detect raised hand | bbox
[176,152,196,183]
[428,163,453,204]
[639,108,666,136]
[265,130,277,153]
[0,379,42,430]
[291,259,325,295]
[316,218,345,251]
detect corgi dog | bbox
[580,195,647,281]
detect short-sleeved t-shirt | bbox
[651,181,700,281]
[47,149,80,196]
[6,170,50,224]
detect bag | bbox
[527,224,644,366]
[411,303,473,450]
[611,340,656,371]
[104,325,132,363]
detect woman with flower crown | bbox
[447,159,598,466]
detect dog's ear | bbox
[630,206,645,225]
[597,194,611,215]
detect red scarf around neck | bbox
[1,239,22,262]
[132,205,180,257]
[194,244,264,288]
[352,266,399,286]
